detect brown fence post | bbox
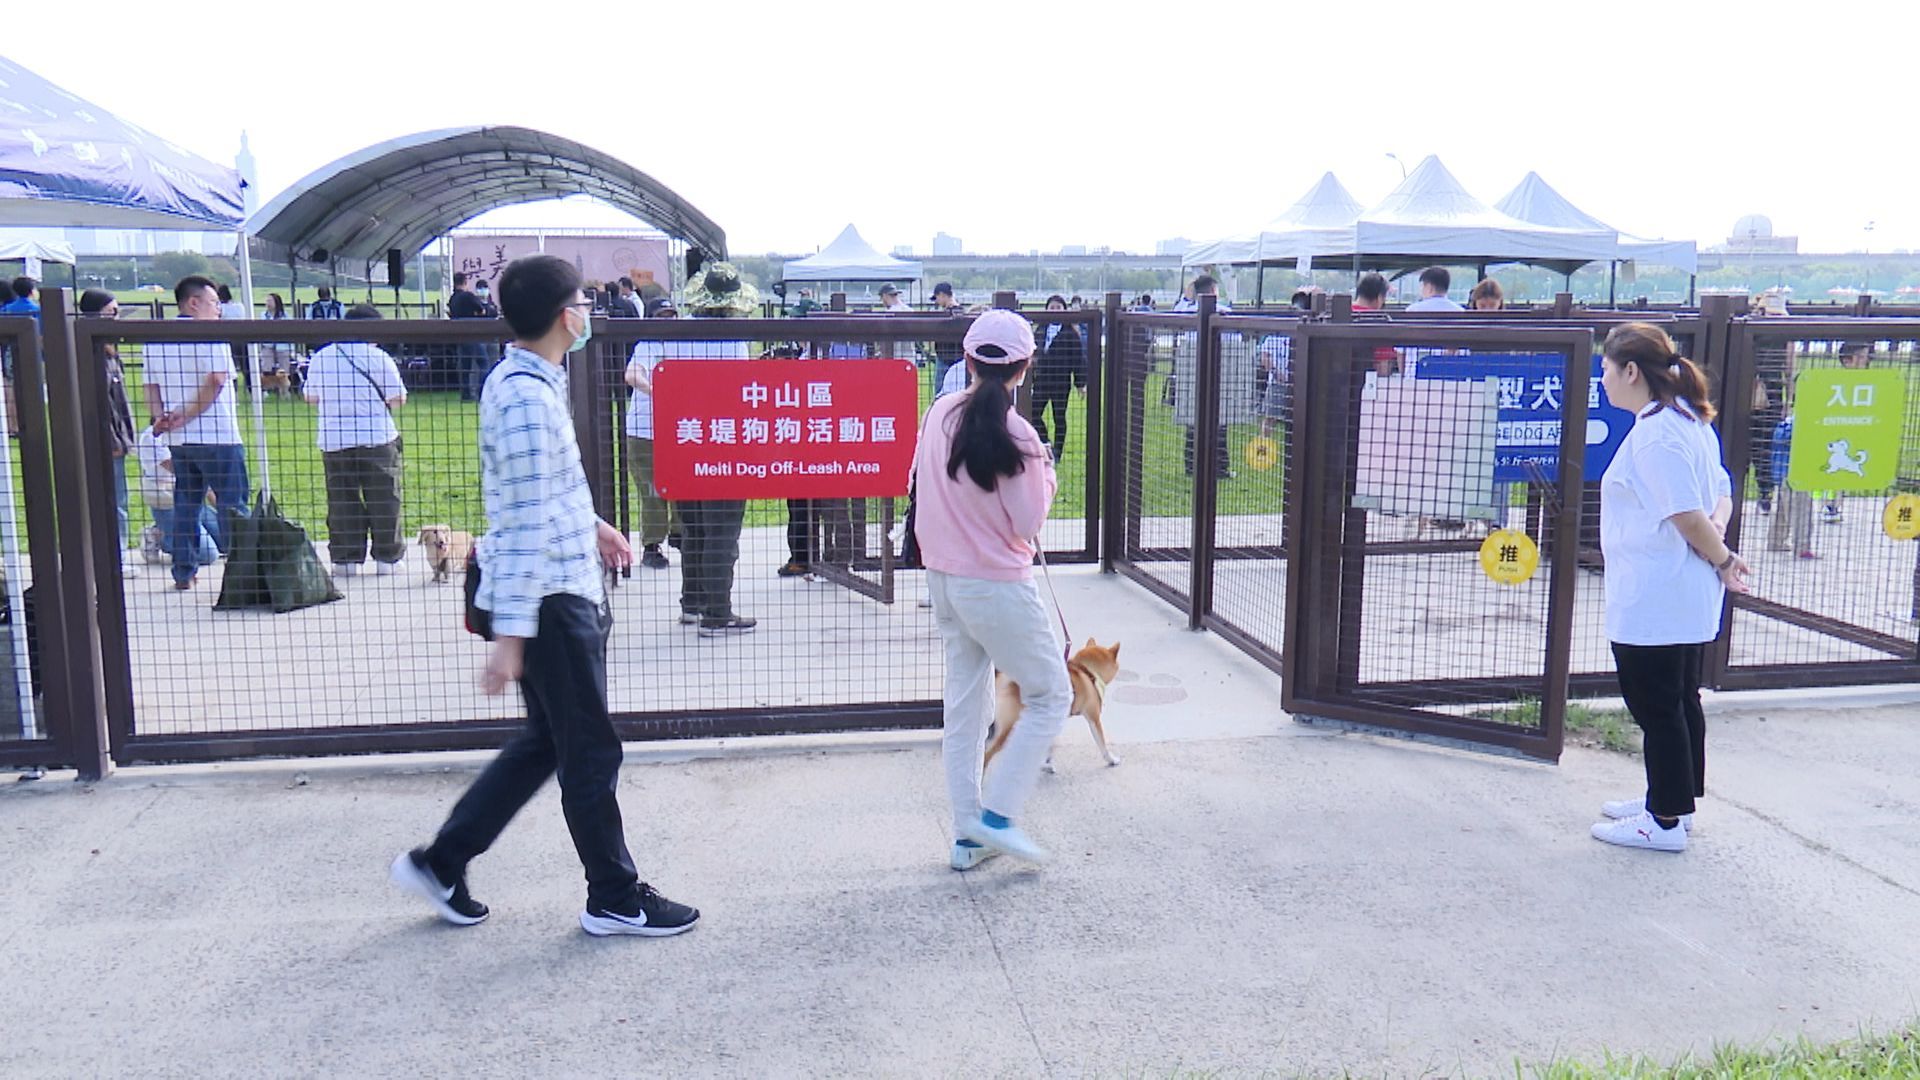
[1699,293,1747,688]
[1081,305,1105,563]
[70,315,137,758]
[992,291,1018,310]
[829,292,846,312]
[39,290,111,780]
[1188,294,1221,629]
[1553,292,1574,318]
[1101,292,1124,573]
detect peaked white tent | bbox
[1494,171,1697,274]
[1182,172,1364,267]
[780,224,922,284]
[0,236,75,265]
[1336,156,1617,271]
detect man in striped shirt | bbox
[390,255,699,939]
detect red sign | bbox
[653,360,920,499]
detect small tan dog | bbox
[416,525,474,583]
[985,639,1122,772]
[259,369,293,396]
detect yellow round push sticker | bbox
[1244,436,1279,472]
[1885,493,1920,541]
[1479,529,1541,586]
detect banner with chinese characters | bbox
[1417,352,1634,483]
[652,360,919,499]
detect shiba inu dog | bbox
[986,639,1122,772]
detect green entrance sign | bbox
[1787,370,1907,493]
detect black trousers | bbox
[680,499,746,618]
[1611,641,1708,818]
[322,438,404,565]
[1030,377,1073,456]
[426,594,638,909]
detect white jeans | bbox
[928,570,1070,839]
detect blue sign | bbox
[1416,352,1634,482]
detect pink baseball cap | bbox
[962,309,1036,363]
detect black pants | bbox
[680,500,746,618]
[785,499,814,565]
[425,594,638,909]
[322,438,404,565]
[1183,426,1232,478]
[1611,642,1708,818]
[1030,378,1073,457]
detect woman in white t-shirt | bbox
[1591,323,1752,853]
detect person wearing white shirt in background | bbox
[1403,266,1465,312]
[145,275,249,591]
[134,425,220,568]
[623,297,681,571]
[305,305,409,577]
[1590,322,1752,854]
[879,282,916,370]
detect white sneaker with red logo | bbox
[1591,810,1688,853]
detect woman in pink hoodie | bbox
[913,309,1067,869]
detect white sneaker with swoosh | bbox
[1602,797,1692,832]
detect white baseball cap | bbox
[962,309,1036,363]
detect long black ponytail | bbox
[945,355,1036,491]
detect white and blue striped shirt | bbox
[475,345,604,639]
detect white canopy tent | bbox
[1494,172,1697,302]
[0,236,76,266]
[780,224,922,286]
[1183,172,1365,268]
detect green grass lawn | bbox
[1525,1021,1920,1078]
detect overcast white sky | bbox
[10,0,1917,255]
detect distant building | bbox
[236,131,258,218]
[1155,237,1194,257]
[932,232,963,256]
[1060,245,1087,257]
[1711,214,1798,255]
[891,245,914,257]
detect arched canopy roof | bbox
[247,126,725,265]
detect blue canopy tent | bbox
[0,53,266,498]
[0,57,254,732]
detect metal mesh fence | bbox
[1111,310,1199,608]
[1719,325,1920,680]
[1203,315,1300,662]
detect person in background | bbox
[305,305,408,577]
[258,292,294,391]
[1180,275,1233,480]
[134,422,220,569]
[624,297,680,571]
[612,277,642,318]
[1,276,39,436]
[787,286,820,318]
[1254,288,1316,439]
[929,282,965,391]
[1469,279,1505,311]
[216,283,247,321]
[448,271,494,403]
[1591,322,1749,854]
[1030,294,1085,461]
[1404,266,1464,312]
[1353,272,1400,377]
[145,275,250,591]
[672,263,758,636]
[914,309,1066,868]
[391,253,698,939]
[879,282,916,369]
[80,289,138,574]
[308,285,344,321]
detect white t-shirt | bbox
[624,341,665,439]
[143,336,241,446]
[134,426,174,508]
[305,341,406,451]
[219,300,248,321]
[938,361,969,399]
[1405,296,1465,312]
[1600,403,1733,646]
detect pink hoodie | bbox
[911,391,1057,581]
